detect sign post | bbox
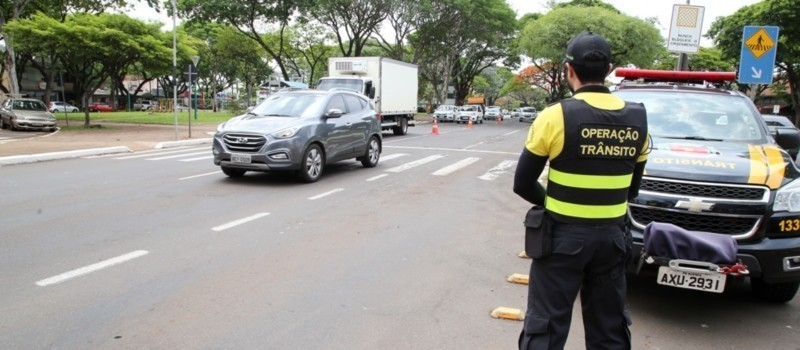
[737,26,779,85]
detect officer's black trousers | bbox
[519,221,632,350]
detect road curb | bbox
[155,138,213,149]
[0,146,131,166]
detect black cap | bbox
[565,31,611,67]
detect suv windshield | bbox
[615,90,766,142]
[250,93,325,117]
[521,107,535,112]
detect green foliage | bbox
[518,5,662,102]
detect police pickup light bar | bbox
[615,69,736,83]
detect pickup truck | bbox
[613,69,800,303]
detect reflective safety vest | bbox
[545,98,647,224]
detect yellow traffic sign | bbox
[745,28,775,59]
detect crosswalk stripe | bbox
[179,155,214,162]
[380,153,408,161]
[146,151,209,161]
[432,157,481,176]
[113,146,205,159]
[385,154,444,173]
[478,160,517,181]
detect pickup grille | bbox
[222,133,266,153]
[629,206,758,236]
[641,179,766,200]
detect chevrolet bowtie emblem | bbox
[675,199,714,212]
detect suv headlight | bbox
[272,126,301,139]
[774,179,800,212]
[216,122,226,132]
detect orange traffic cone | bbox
[497,116,503,125]
[431,118,440,135]
[467,118,473,129]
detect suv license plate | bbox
[231,153,251,164]
[657,266,726,293]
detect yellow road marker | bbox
[507,273,530,285]
[491,307,525,321]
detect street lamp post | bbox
[171,0,178,140]
[126,82,132,112]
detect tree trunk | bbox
[2,40,21,97]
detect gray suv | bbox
[213,89,382,183]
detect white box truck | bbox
[317,57,418,135]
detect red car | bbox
[88,102,114,112]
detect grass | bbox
[52,109,238,127]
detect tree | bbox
[308,0,389,57]
[707,0,800,121]
[6,12,179,126]
[179,0,311,80]
[518,5,662,102]
[283,22,334,87]
[652,47,735,72]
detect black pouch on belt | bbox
[524,206,552,259]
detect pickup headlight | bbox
[272,126,301,139]
[774,179,800,212]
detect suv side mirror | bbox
[324,108,344,118]
[775,128,800,151]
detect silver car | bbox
[518,107,537,123]
[433,104,457,122]
[0,98,57,131]
[213,89,382,183]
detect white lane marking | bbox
[367,174,388,182]
[308,188,345,200]
[35,250,149,287]
[112,146,202,159]
[385,155,444,173]
[503,129,523,136]
[380,153,408,161]
[384,145,518,156]
[478,160,518,181]
[432,157,481,176]
[179,155,214,162]
[464,141,485,150]
[212,212,270,232]
[146,151,209,161]
[179,171,222,180]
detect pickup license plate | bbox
[231,153,251,164]
[657,266,726,293]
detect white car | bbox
[48,101,79,113]
[485,106,502,120]
[518,107,537,123]
[456,104,484,124]
[433,104,457,122]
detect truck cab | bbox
[613,69,800,303]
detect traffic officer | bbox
[513,31,650,349]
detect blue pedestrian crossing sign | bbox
[738,26,779,85]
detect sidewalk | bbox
[0,122,216,164]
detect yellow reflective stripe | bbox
[747,144,767,185]
[765,146,786,189]
[546,196,628,219]
[548,168,632,189]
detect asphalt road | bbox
[1,119,798,349]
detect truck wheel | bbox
[298,144,324,183]
[393,117,408,135]
[751,278,799,303]
[360,136,381,168]
[222,167,246,178]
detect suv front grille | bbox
[641,178,766,200]
[629,206,758,236]
[222,133,267,152]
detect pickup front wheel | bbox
[751,278,799,303]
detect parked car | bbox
[48,101,79,113]
[510,108,520,119]
[485,106,502,120]
[0,98,57,131]
[456,104,484,124]
[433,104,457,122]
[213,89,382,183]
[138,100,156,111]
[762,114,799,159]
[518,107,537,122]
[88,102,114,112]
